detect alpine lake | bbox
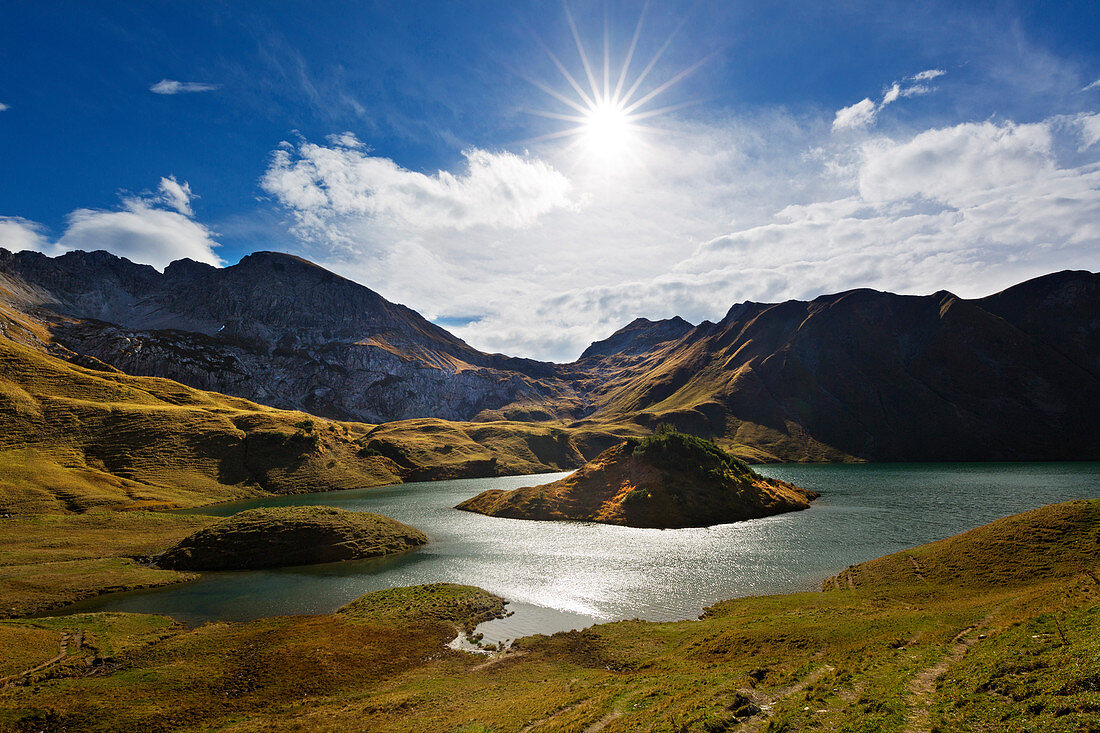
[57,462,1100,646]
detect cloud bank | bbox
[257,103,1100,362]
[0,178,222,270]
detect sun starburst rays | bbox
[524,2,704,169]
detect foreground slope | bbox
[457,432,817,528]
[1,500,1097,732]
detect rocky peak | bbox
[579,316,694,359]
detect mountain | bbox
[0,248,580,423]
[3,247,1098,462]
[582,271,1100,461]
[578,316,694,359]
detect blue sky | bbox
[2,1,1099,360]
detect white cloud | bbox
[156,176,194,216]
[910,69,946,82]
[254,89,1095,364]
[833,98,877,130]
[1079,113,1100,148]
[1,179,221,270]
[150,79,220,95]
[261,133,575,238]
[0,102,9,112]
[0,217,53,254]
[833,69,946,131]
[858,121,1053,204]
[1083,78,1100,92]
[390,114,1097,361]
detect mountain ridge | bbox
[2,246,1097,462]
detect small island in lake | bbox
[156,506,427,570]
[456,431,819,528]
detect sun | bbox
[582,100,635,157]
[523,3,706,169]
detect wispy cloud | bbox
[150,79,220,95]
[1084,78,1100,92]
[0,102,9,111]
[833,69,947,131]
[0,178,221,270]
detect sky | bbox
[1,1,1099,361]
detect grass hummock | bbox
[155,506,427,570]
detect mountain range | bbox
[2,246,1097,462]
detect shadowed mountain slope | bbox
[583,271,1100,461]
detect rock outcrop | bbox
[156,506,427,570]
[456,432,818,528]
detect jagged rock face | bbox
[0,248,580,423]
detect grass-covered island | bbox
[456,431,819,528]
[156,506,427,570]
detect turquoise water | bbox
[58,463,1100,643]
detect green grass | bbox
[338,583,507,632]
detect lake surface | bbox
[60,463,1100,644]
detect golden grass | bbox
[0,337,614,515]
[0,500,1097,731]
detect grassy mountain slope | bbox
[1,500,1096,731]
[0,334,608,516]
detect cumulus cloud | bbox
[858,121,1053,204]
[833,98,877,130]
[150,79,220,95]
[833,69,946,131]
[261,133,574,239]
[1,178,222,270]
